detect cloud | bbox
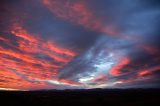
[0,0,160,90]
[0,23,78,90]
[42,0,120,36]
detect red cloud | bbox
[0,69,50,90]
[138,70,152,77]
[142,45,159,55]
[60,79,81,85]
[92,74,107,83]
[110,57,130,76]
[42,0,118,36]
[0,23,78,90]
[138,66,160,77]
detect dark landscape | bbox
[0,89,160,106]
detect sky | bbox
[0,0,160,90]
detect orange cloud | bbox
[0,69,49,90]
[60,79,81,85]
[138,70,152,77]
[0,23,77,90]
[110,57,130,76]
[92,74,107,83]
[138,66,160,77]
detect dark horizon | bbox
[0,88,159,105]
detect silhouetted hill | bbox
[0,88,159,106]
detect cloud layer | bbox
[0,0,160,90]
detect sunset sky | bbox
[0,0,160,90]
